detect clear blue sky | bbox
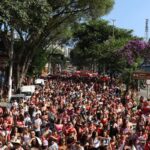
[103,0,150,38]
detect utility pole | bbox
[145,19,149,42]
[8,27,14,101]
[112,19,116,38]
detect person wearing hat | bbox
[11,139,24,150]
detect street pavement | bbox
[139,87,150,99]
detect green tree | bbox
[0,0,115,88]
[119,40,147,89]
[27,48,48,76]
[46,45,66,74]
[70,19,134,72]
[28,46,65,76]
[96,38,131,73]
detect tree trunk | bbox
[14,49,35,90]
[8,27,14,101]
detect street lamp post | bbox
[112,19,116,38]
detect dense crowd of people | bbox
[0,76,150,150]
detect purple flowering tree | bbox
[120,39,148,65]
[119,39,150,90]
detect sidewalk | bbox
[139,88,150,99]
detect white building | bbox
[64,47,71,58]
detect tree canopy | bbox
[0,0,115,88]
[70,19,135,71]
[120,39,148,65]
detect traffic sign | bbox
[133,71,150,79]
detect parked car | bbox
[35,79,45,86]
[20,85,35,99]
[10,94,27,103]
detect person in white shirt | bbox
[89,131,101,149]
[33,107,42,118]
[34,114,42,137]
[12,100,18,108]
[23,102,29,112]
[24,113,32,127]
[49,141,58,150]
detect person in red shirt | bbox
[96,123,104,136]
[144,135,150,150]
[65,122,77,140]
